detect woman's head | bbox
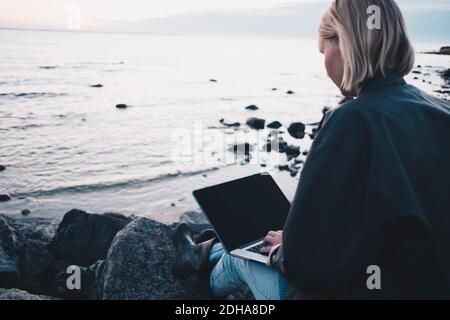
[319,0,415,95]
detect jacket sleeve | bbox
[276,105,378,292]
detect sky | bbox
[0,0,449,42]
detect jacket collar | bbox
[359,70,406,96]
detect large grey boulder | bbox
[48,209,131,266]
[0,215,23,288]
[0,288,53,300]
[0,246,18,287]
[101,217,207,300]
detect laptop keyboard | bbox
[247,243,269,256]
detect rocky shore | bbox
[0,209,251,300]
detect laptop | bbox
[193,173,291,264]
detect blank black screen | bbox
[193,173,291,251]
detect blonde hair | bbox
[319,0,415,93]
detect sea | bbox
[0,29,448,223]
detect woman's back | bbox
[281,71,450,299]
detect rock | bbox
[303,150,309,156]
[285,145,300,159]
[48,209,131,267]
[271,88,278,91]
[288,122,306,139]
[246,118,266,130]
[278,165,298,177]
[115,104,128,109]
[228,143,253,156]
[0,246,18,288]
[219,119,240,127]
[245,105,259,111]
[179,211,209,227]
[21,209,31,216]
[0,193,12,202]
[0,288,52,300]
[101,218,209,299]
[442,69,450,80]
[440,47,450,55]
[267,121,282,129]
[53,259,105,299]
[435,90,450,95]
[0,215,25,256]
[412,70,421,74]
[10,217,57,245]
[90,84,103,88]
[17,239,56,293]
[286,90,295,95]
[0,165,5,172]
[209,79,218,83]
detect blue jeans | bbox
[208,242,290,300]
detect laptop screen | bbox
[193,173,291,251]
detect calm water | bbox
[0,29,448,221]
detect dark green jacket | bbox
[272,71,450,299]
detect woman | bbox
[173,0,450,299]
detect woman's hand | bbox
[260,231,283,254]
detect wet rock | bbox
[246,118,266,130]
[90,84,103,88]
[278,165,298,177]
[0,215,25,256]
[440,47,450,55]
[245,105,259,111]
[48,209,131,267]
[0,165,5,172]
[21,209,31,217]
[115,104,128,109]
[267,121,282,129]
[285,145,300,159]
[288,122,306,139]
[0,193,12,202]
[219,119,240,128]
[102,218,209,300]
[178,211,209,227]
[286,90,295,95]
[0,216,21,288]
[0,288,53,300]
[17,239,56,293]
[441,69,450,81]
[0,246,18,288]
[10,217,57,245]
